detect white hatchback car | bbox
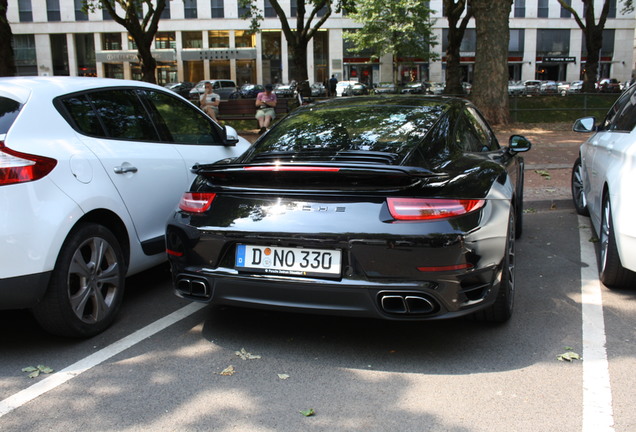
[571,84,636,288]
[0,77,250,337]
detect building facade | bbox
[7,0,636,86]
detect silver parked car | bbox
[571,83,636,287]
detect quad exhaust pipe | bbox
[379,293,437,315]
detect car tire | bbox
[473,210,515,323]
[32,223,126,338]
[599,196,636,288]
[571,157,589,216]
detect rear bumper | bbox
[171,264,503,321]
[0,272,51,310]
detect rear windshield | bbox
[0,97,22,135]
[240,102,446,165]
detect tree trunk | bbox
[584,29,602,92]
[291,42,309,81]
[471,0,513,126]
[444,0,472,95]
[0,0,16,77]
[138,43,157,83]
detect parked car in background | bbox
[557,81,570,95]
[597,78,621,93]
[523,80,542,95]
[335,80,359,97]
[311,83,327,97]
[539,80,558,94]
[167,95,531,324]
[236,83,264,98]
[508,80,525,96]
[274,83,295,98]
[400,81,431,94]
[429,82,446,95]
[568,80,584,93]
[571,83,636,288]
[0,77,250,337]
[373,82,399,94]
[164,81,194,98]
[343,82,369,96]
[189,79,238,102]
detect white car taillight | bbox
[0,141,57,186]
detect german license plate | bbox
[235,245,341,277]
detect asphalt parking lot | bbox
[1,124,635,432]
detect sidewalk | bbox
[494,122,583,206]
[238,121,583,207]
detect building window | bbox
[509,29,525,54]
[102,33,122,50]
[264,0,276,18]
[238,1,249,18]
[560,0,571,18]
[209,31,229,48]
[211,0,224,18]
[514,0,525,18]
[18,0,33,22]
[51,34,69,75]
[74,0,88,20]
[75,33,96,76]
[12,34,37,75]
[581,29,615,57]
[441,28,476,53]
[608,0,617,18]
[128,34,137,50]
[537,0,548,18]
[235,30,255,48]
[102,8,114,20]
[182,31,203,49]
[184,0,197,19]
[161,1,170,19]
[155,32,176,49]
[537,29,570,55]
[47,0,61,21]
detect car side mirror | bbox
[508,135,532,153]
[223,125,239,146]
[573,116,597,133]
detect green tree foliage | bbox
[0,0,16,76]
[443,0,473,95]
[239,0,352,82]
[343,0,438,84]
[471,0,513,125]
[556,0,630,92]
[85,0,166,83]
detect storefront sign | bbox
[181,49,257,61]
[542,56,576,63]
[96,50,176,63]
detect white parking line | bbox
[0,302,206,418]
[578,215,615,432]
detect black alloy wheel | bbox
[599,196,636,288]
[571,157,589,216]
[473,209,515,322]
[32,223,126,337]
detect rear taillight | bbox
[178,192,216,213]
[387,198,485,221]
[0,141,57,186]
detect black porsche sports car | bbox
[166,96,531,322]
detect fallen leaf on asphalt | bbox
[278,374,290,380]
[523,208,537,214]
[22,365,54,378]
[299,408,315,417]
[535,169,551,180]
[557,351,582,362]
[589,236,599,243]
[219,365,236,376]
[235,348,261,360]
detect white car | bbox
[335,80,359,97]
[571,84,636,287]
[0,77,250,337]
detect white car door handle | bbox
[113,165,138,174]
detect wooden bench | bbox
[218,98,292,122]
